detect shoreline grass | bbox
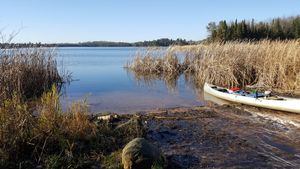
[0,86,143,168]
[0,45,143,168]
[127,40,300,94]
[0,47,68,104]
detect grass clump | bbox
[0,47,67,104]
[0,94,33,167]
[37,85,63,136]
[0,86,144,168]
[126,48,184,93]
[178,40,300,92]
[127,40,300,93]
[101,150,123,169]
[127,48,183,76]
[64,100,95,138]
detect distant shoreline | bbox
[0,38,197,48]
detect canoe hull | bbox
[204,83,300,114]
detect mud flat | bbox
[140,104,300,168]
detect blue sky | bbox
[1,0,300,43]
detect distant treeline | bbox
[57,38,194,47]
[0,42,53,48]
[206,16,300,41]
[0,38,195,48]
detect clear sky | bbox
[1,0,300,43]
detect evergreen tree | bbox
[206,15,300,41]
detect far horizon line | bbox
[7,38,201,44]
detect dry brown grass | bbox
[127,40,300,93]
[126,47,183,75]
[0,47,66,104]
[0,93,33,164]
[0,86,95,167]
[0,85,143,168]
[64,100,96,138]
[0,44,141,168]
[37,86,97,141]
[38,85,63,135]
[126,48,185,93]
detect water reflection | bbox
[58,47,203,113]
[126,68,233,107]
[127,69,181,94]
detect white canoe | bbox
[204,83,300,114]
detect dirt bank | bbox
[140,104,300,168]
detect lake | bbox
[57,47,204,113]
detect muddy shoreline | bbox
[129,103,300,168]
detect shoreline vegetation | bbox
[0,86,144,168]
[0,47,69,104]
[126,40,300,95]
[206,16,300,42]
[1,15,300,168]
[0,38,195,48]
[0,46,143,168]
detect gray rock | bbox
[122,138,163,169]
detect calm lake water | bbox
[57,47,204,113]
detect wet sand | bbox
[140,104,300,168]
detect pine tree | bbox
[206,16,300,41]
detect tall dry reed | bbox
[0,47,66,104]
[0,86,96,167]
[127,40,300,93]
[126,47,182,75]
[126,48,184,93]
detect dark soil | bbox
[140,104,300,168]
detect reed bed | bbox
[126,47,183,76]
[0,86,142,168]
[0,47,67,104]
[0,46,140,168]
[126,48,186,93]
[0,86,93,167]
[127,40,300,93]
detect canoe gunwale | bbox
[203,83,300,114]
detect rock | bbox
[122,138,163,169]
